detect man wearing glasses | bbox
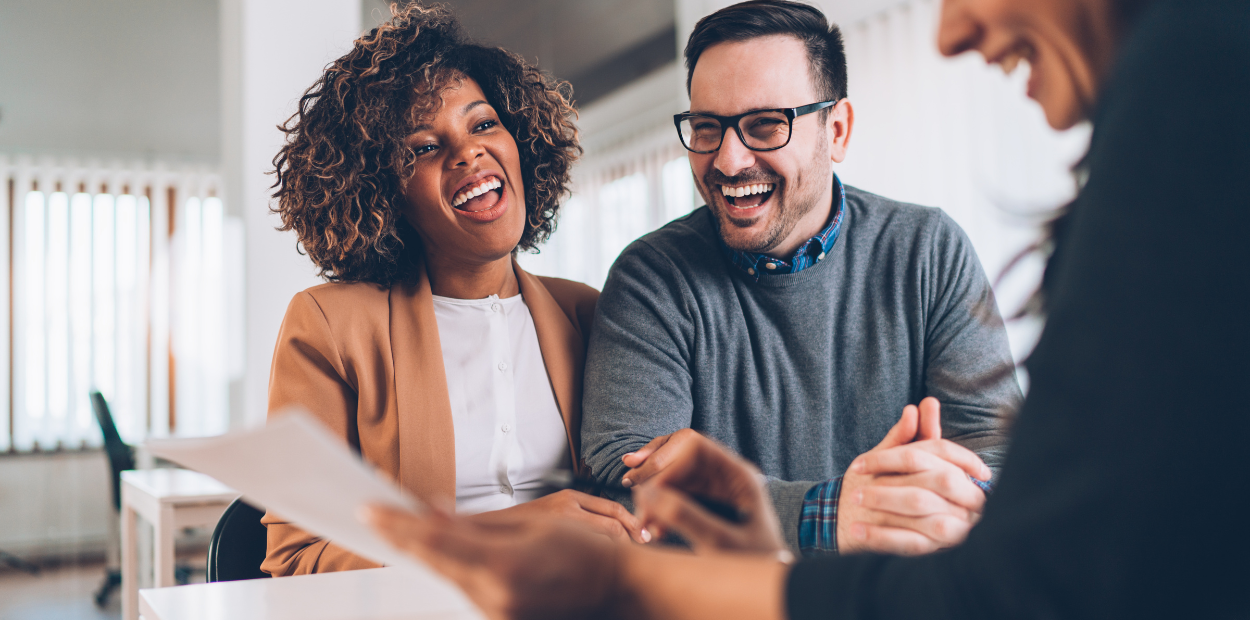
[580,0,1021,557]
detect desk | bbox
[122,469,239,620]
[139,566,484,620]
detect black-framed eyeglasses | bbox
[673,100,839,154]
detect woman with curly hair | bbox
[259,4,646,577]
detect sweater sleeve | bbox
[580,240,698,487]
[259,292,381,576]
[785,1,1250,617]
[921,211,1020,474]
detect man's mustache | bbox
[703,168,782,188]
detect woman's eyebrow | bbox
[462,100,489,114]
[409,100,490,134]
[407,100,490,135]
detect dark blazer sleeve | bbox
[787,1,1250,618]
[260,292,381,576]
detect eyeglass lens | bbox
[678,110,791,153]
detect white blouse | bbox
[431,293,570,515]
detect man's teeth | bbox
[720,183,775,198]
[452,177,502,207]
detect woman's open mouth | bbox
[450,175,508,222]
[720,182,776,215]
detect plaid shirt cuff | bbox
[797,477,843,556]
[972,476,993,493]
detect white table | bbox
[122,469,239,620]
[139,566,484,620]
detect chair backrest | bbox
[206,498,272,583]
[90,391,135,511]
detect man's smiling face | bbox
[687,35,845,255]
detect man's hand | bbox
[838,397,990,555]
[468,489,650,544]
[364,504,631,620]
[632,432,787,555]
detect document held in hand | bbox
[146,410,428,571]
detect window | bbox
[518,152,697,289]
[1,156,238,452]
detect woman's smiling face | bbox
[937,0,1119,130]
[401,76,526,265]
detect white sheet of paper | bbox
[146,410,429,571]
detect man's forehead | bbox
[688,35,817,114]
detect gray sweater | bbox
[580,185,1022,548]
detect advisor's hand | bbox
[469,489,649,544]
[838,397,990,555]
[633,432,786,555]
[364,505,631,620]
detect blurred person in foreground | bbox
[363,0,1250,617]
[261,4,647,577]
[580,0,1020,557]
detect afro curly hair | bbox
[270,3,581,286]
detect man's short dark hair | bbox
[684,0,847,104]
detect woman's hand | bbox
[363,504,788,620]
[620,428,704,489]
[364,505,633,620]
[467,489,650,544]
[633,433,787,555]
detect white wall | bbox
[220,0,362,428]
[0,0,219,162]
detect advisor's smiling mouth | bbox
[451,176,504,212]
[720,182,775,209]
[994,39,1036,76]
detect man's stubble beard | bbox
[700,139,831,254]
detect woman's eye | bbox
[474,119,499,132]
[414,144,438,156]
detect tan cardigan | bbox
[260,260,598,576]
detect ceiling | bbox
[361,0,906,106]
[362,0,676,106]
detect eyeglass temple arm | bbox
[793,99,839,117]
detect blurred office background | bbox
[0,0,1086,617]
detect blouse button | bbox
[498,362,508,372]
[491,302,502,313]
[500,424,510,433]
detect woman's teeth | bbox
[999,41,1035,76]
[720,183,774,198]
[452,177,502,207]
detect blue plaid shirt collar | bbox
[719,175,847,282]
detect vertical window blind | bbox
[1,155,239,452]
[519,127,697,290]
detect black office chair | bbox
[91,391,135,607]
[89,391,195,606]
[206,498,271,582]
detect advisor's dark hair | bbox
[684,0,847,104]
[270,3,579,286]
